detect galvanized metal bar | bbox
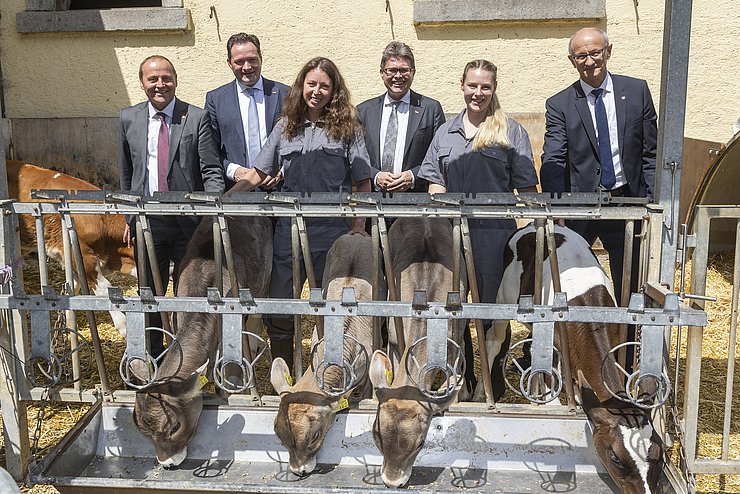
[452,218,461,292]
[213,217,223,295]
[137,214,172,334]
[59,213,82,392]
[426,316,449,373]
[533,220,545,305]
[684,207,710,469]
[62,212,110,398]
[461,217,494,406]
[721,221,740,460]
[290,217,302,378]
[217,214,240,298]
[370,218,381,353]
[618,220,635,369]
[690,459,740,475]
[324,314,345,366]
[124,312,147,362]
[296,215,323,340]
[378,216,404,357]
[655,0,693,291]
[33,213,49,288]
[530,322,554,376]
[546,219,575,411]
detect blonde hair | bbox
[462,60,510,151]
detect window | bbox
[16,0,190,33]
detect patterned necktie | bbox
[156,112,169,192]
[381,101,400,172]
[245,86,261,166]
[591,88,616,190]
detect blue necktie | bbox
[591,88,616,190]
[244,86,261,167]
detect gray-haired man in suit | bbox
[357,41,445,192]
[206,33,289,190]
[119,55,224,355]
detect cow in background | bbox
[7,160,136,334]
[481,223,663,493]
[368,217,468,488]
[132,207,273,467]
[270,233,385,476]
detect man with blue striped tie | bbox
[540,27,657,306]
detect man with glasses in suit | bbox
[357,41,445,193]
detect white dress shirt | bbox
[146,98,176,195]
[227,77,268,180]
[580,72,626,189]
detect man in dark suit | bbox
[541,27,657,304]
[205,33,289,190]
[119,55,224,355]
[357,41,445,192]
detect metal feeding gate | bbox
[0,188,707,494]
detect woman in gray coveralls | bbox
[232,57,373,370]
[418,59,538,399]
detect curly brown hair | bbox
[282,57,360,143]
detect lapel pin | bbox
[414,109,420,114]
[621,96,626,100]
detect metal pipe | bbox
[721,221,740,460]
[59,214,81,393]
[34,214,49,288]
[295,215,322,340]
[461,217,494,407]
[218,215,253,360]
[618,219,635,370]
[545,219,575,411]
[138,214,172,334]
[213,217,223,295]
[534,220,545,305]
[62,214,110,398]
[378,216,405,357]
[452,218,461,292]
[370,218,381,353]
[290,218,302,378]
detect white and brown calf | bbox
[270,233,384,476]
[368,217,468,488]
[482,223,663,493]
[132,212,273,467]
[7,160,136,334]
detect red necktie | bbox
[157,112,169,192]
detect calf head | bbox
[270,357,342,476]
[578,372,663,494]
[368,350,461,488]
[132,362,208,468]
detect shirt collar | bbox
[236,76,264,94]
[384,90,411,107]
[580,72,613,97]
[148,97,176,119]
[447,109,467,135]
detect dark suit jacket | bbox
[119,98,225,195]
[205,77,289,186]
[357,90,445,192]
[540,74,657,199]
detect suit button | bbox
[596,168,600,174]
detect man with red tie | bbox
[119,55,224,356]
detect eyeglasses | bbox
[570,47,608,62]
[381,67,414,77]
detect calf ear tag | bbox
[338,397,349,411]
[386,370,393,386]
[284,372,293,386]
[198,375,209,389]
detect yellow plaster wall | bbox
[0,0,737,143]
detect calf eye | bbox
[608,449,624,469]
[170,421,181,436]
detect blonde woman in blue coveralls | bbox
[232,57,373,371]
[418,59,539,400]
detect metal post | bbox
[290,218,302,378]
[655,0,693,291]
[370,218,381,353]
[0,118,30,480]
[59,214,82,392]
[295,215,322,340]
[683,207,710,468]
[722,221,740,460]
[460,217,494,406]
[378,216,404,357]
[545,219,575,411]
[138,214,172,334]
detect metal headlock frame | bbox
[4,192,706,404]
